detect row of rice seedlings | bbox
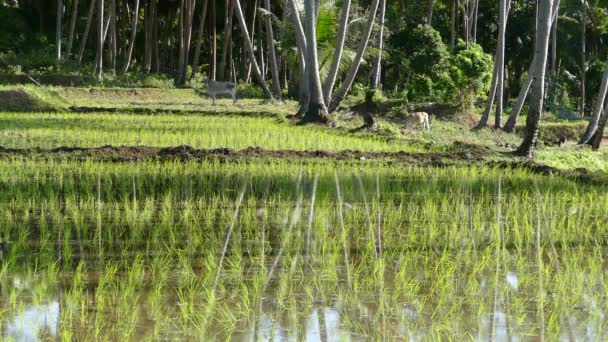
[0,112,416,152]
[0,160,607,339]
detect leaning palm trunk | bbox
[503,63,534,133]
[322,0,351,104]
[502,2,559,133]
[370,0,387,89]
[303,0,329,122]
[233,0,273,99]
[123,0,140,73]
[65,0,79,58]
[514,0,555,158]
[287,0,309,115]
[475,0,510,129]
[77,0,97,66]
[263,0,283,100]
[327,0,381,113]
[590,106,608,150]
[190,0,208,80]
[579,55,608,144]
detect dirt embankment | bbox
[0,142,491,164]
[0,143,602,184]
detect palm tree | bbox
[514,0,556,158]
[579,54,608,144]
[303,0,330,123]
[322,0,351,104]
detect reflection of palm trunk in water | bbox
[318,308,328,342]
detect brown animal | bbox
[404,112,431,131]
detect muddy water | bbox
[1,247,606,341]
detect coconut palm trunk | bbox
[56,0,63,60]
[123,0,140,73]
[590,106,608,150]
[77,0,97,66]
[65,0,79,59]
[303,0,329,122]
[514,0,555,158]
[371,0,387,89]
[190,0,208,80]
[233,0,273,99]
[263,0,282,100]
[95,0,104,80]
[218,0,235,81]
[579,54,608,144]
[322,0,351,104]
[287,0,309,115]
[327,0,381,113]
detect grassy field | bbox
[0,87,607,340]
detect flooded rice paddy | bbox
[0,159,607,340]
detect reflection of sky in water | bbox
[4,302,59,342]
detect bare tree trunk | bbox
[503,2,559,133]
[328,0,381,113]
[473,0,479,42]
[303,0,329,122]
[123,0,140,73]
[143,0,155,73]
[494,0,510,128]
[322,0,351,104]
[245,0,258,82]
[190,0,209,80]
[580,54,608,144]
[177,0,196,85]
[427,0,435,25]
[177,0,186,81]
[233,0,273,98]
[56,0,63,60]
[210,0,216,80]
[474,57,499,129]
[579,2,586,116]
[287,0,309,115]
[514,0,555,158]
[590,106,608,150]
[66,0,79,58]
[95,0,104,79]
[550,3,558,75]
[503,64,534,133]
[450,0,456,51]
[218,0,235,81]
[371,0,387,89]
[109,0,116,73]
[77,0,97,66]
[263,0,283,100]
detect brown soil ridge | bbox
[0,141,494,163]
[0,144,602,184]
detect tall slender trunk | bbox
[263,0,283,100]
[371,0,387,89]
[233,0,273,98]
[328,0,381,113]
[590,106,608,150]
[514,0,555,158]
[56,0,63,60]
[109,0,116,73]
[450,0,456,51]
[177,0,186,82]
[427,0,435,25]
[475,0,510,129]
[303,0,329,122]
[503,1,559,133]
[322,0,351,104]
[190,0,208,79]
[210,0,216,80]
[503,64,534,133]
[177,0,196,85]
[579,55,608,144]
[245,0,258,82]
[66,0,79,58]
[579,3,586,116]
[123,0,140,73]
[95,0,104,79]
[473,0,479,42]
[550,4,558,75]
[77,0,97,66]
[287,0,309,114]
[218,0,235,81]
[494,0,509,128]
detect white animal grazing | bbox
[204,80,237,105]
[404,112,431,131]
